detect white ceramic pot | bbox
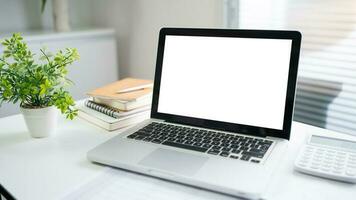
[20,106,58,138]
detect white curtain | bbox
[224,0,356,135]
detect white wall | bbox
[0,0,93,32]
[0,0,42,32]
[0,0,223,79]
[91,0,223,79]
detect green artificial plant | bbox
[0,33,79,119]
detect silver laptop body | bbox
[88,28,301,199]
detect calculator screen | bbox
[311,135,356,151]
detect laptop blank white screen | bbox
[157,35,292,130]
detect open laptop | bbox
[87,28,301,199]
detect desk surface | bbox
[0,114,355,200]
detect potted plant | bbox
[0,33,79,138]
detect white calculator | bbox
[294,134,356,183]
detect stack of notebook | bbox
[77,78,153,131]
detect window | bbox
[224,0,356,136]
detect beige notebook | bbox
[87,78,153,101]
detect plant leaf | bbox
[41,0,47,13]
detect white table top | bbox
[0,114,355,200]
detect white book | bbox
[76,100,150,131]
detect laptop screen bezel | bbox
[151,28,301,140]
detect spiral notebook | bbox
[85,100,150,119]
[77,100,150,131]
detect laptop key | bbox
[184,141,194,145]
[175,139,184,143]
[221,147,231,152]
[241,155,251,161]
[230,155,239,159]
[152,139,163,144]
[232,149,241,154]
[127,134,137,139]
[143,137,153,142]
[207,149,220,155]
[220,152,230,157]
[162,141,208,152]
[211,141,220,145]
[212,145,221,150]
[193,142,203,147]
[241,151,264,158]
[135,135,146,140]
[249,148,265,154]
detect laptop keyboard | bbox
[127,122,273,163]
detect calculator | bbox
[294,134,356,183]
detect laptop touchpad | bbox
[138,148,208,176]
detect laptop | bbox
[87,28,301,199]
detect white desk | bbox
[0,114,355,200]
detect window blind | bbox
[224,0,356,135]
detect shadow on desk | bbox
[293,77,342,129]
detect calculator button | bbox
[311,161,320,166]
[347,164,356,169]
[346,169,356,176]
[337,152,346,156]
[321,167,331,172]
[335,162,345,167]
[336,155,346,160]
[325,153,335,158]
[333,166,343,171]
[324,164,331,168]
[348,161,356,166]
[332,170,342,174]
[311,165,319,169]
[323,160,332,164]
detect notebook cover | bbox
[87,78,153,101]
